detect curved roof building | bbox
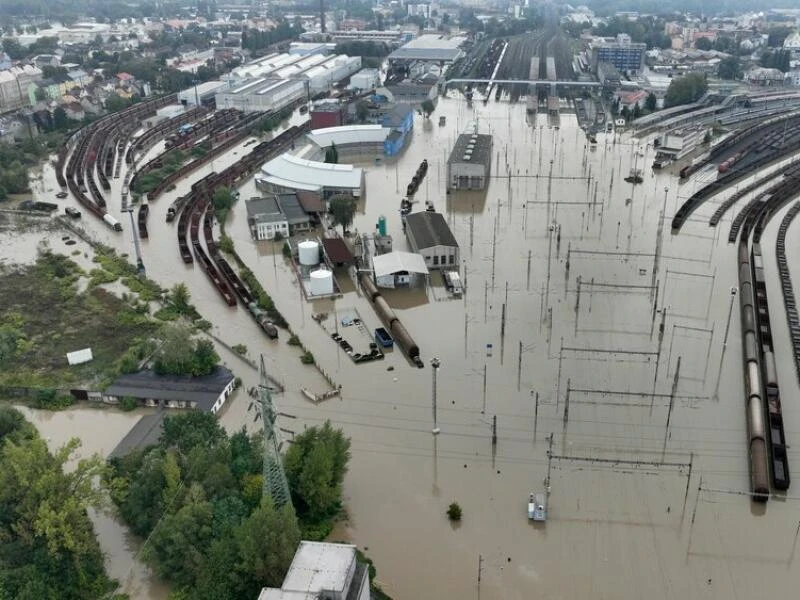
[256,153,365,198]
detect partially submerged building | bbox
[246,194,314,240]
[404,211,459,270]
[446,133,493,191]
[372,251,429,288]
[257,153,365,198]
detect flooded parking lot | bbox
[10,94,800,599]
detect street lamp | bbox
[431,357,441,434]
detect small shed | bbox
[322,237,355,267]
[372,251,429,288]
[67,348,93,365]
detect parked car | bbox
[64,207,81,219]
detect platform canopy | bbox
[372,251,429,277]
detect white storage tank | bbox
[298,240,320,266]
[309,269,333,295]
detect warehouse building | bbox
[446,133,493,191]
[178,80,230,107]
[404,211,459,270]
[257,153,365,198]
[215,78,306,113]
[388,34,466,65]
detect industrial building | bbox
[404,211,459,270]
[653,125,708,167]
[257,153,365,198]
[446,133,493,191]
[215,78,306,113]
[178,80,230,107]
[591,34,646,73]
[376,75,439,110]
[349,68,381,91]
[310,99,348,129]
[245,193,313,241]
[307,125,390,157]
[388,34,467,65]
[258,541,370,600]
[372,251,429,288]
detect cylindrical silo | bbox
[378,215,387,237]
[298,240,320,266]
[309,269,333,295]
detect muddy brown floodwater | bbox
[14,94,800,599]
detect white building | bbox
[783,32,800,51]
[245,196,289,241]
[349,68,381,91]
[257,153,365,198]
[404,211,459,270]
[0,65,42,112]
[215,78,306,113]
[373,251,429,288]
[307,125,390,157]
[178,80,230,107]
[258,541,370,600]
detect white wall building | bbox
[349,68,381,91]
[0,65,42,112]
[215,78,306,113]
[257,152,365,198]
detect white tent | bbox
[372,252,429,288]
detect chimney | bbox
[320,0,326,33]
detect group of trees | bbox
[0,406,118,600]
[760,49,792,72]
[242,21,303,53]
[151,324,220,377]
[593,16,672,49]
[108,412,351,598]
[664,73,708,108]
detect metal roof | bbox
[404,211,458,250]
[388,34,466,62]
[308,124,389,148]
[108,412,166,460]
[260,153,364,191]
[66,347,93,365]
[373,251,429,277]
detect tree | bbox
[52,107,69,130]
[236,499,300,589]
[284,421,350,525]
[447,501,462,521]
[421,98,435,117]
[160,412,226,455]
[104,92,132,112]
[327,195,357,234]
[664,73,708,108]
[355,100,370,123]
[694,37,712,51]
[169,282,191,314]
[324,142,339,164]
[645,92,657,111]
[152,324,220,376]
[718,56,742,80]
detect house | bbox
[103,366,236,414]
[404,211,459,269]
[616,89,648,110]
[0,52,12,71]
[246,195,289,241]
[0,65,43,111]
[258,541,370,600]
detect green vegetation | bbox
[760,49,791,73]
[300,350,315,365]
[664,73,708,108]
[107,413,351,598]
[152,325,220,377]
[287,334,301,347]
[218,232,235,254]
[232,344,248,356]
[324,142,339,164]
[0,136,69,200]
[328,195,357,234]
[34,387,76,410]
[120,396,139,411]
[284,421,351,540]
[0,406,119,600]
[447,502,463,522]
[212,187,237,225]
[239,267,288,328]
[132,149,188,195]
[334,40,390,58]
[718,56,743,81]
[0,252,160,388]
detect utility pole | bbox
[545,433,554,489]
[663,356,681,456]
[492,415,497,446]
[254,356,292,509]
[723,287,738,346]
[563,378,570,425]
[517,340,522,391]
[431,357,441,434]
[533,391,539,441]
[482,364,487,414]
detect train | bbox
[359,274,423,367]
[405,159,428,197]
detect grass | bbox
[0,252,161,389]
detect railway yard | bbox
[10,25,800,599]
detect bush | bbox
[120,396,139,411]
[300,350,315,365]
[232,344,248,356]
[35,388,75,410]
[287,334,301,346]
[282,242,291,258]
[447,502,462,522]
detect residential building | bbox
[447,133,492,191]
[277,193,314,235]
[404,211,459,269]
[258,539,369,600]
[103,366,236,414]
[0,52,12,71]
[591,34,646,73]
[0,65,42,112]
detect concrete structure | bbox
[246,196,289,241]
[289,42,331,57]
[225,52,361,94]
[388,34,466,64]
[0,65,42,112]
[103,366,236,414]
[373,251,429,288]
[307,29,413,44]
[216,78,306,113]
[591,34,646,73]
[404,211,459,270]
[349,68,381,91]
[258,541,370,600]
[377,78,438,110]
[597,61,621,91]
[654,125,708,164]
[178,80,230,106]
[447,133,493,191]
[746,68,785,86]
[257,153,365,199]
[308,125,389,157]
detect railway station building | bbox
[446,133,493,191]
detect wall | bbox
[419,244,458,269]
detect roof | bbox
[373,251,429,277]
[260,153,363,191]
[259,542,358,600]
[382,103,413,127]
[322,237,355,264]
[447,133,492,168]
[388,34,466,62]
[67,347,93,365]
[104,366,234,412]
[116,72,134,81]
[296,190,326,214]
[405,211,458,250]
[277,193,311,225]
[108,412,166,460]
[246,196,286,224]
[307,124,389,148]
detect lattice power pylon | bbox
[255,355,292,509]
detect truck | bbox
[527,493,547,522]
[103,213,123,231]
[444,270,463,296]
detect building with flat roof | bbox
[447,133,492,191]
[246,195,289,241]
[103,366,236,414]
[388,34,467,63]
[404,211,459,270]
[257,153,365,198]
[591,34,646,73]
[258,541,370,600]
[178,80,230,106]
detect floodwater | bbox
[9,94,800,599]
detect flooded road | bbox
[12,95,800,599]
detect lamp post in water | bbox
[431,357,441,434]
